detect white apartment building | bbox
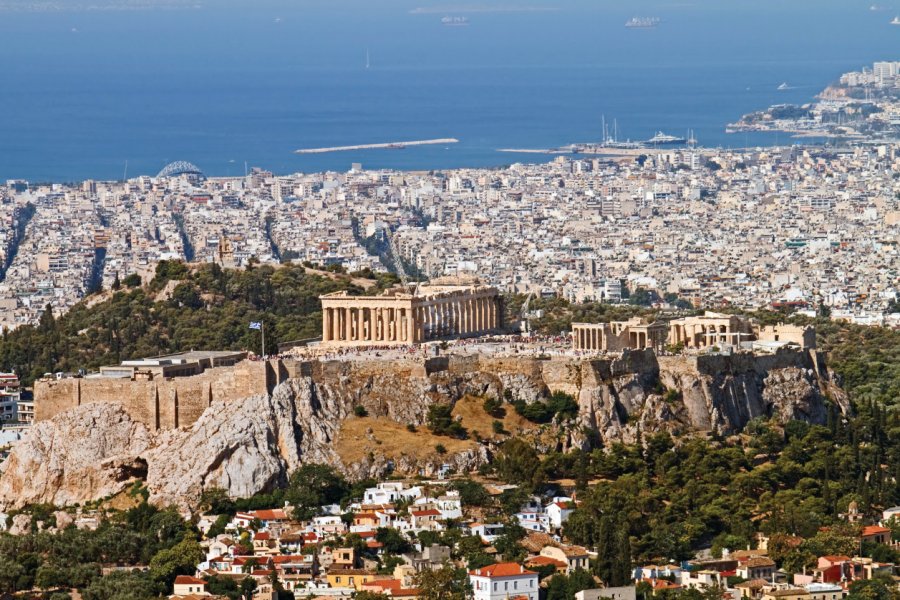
[469,563,539,600]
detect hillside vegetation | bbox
[0,261,398,385]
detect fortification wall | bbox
[35,360,275,430]
[34,348,833,435]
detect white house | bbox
[546,499,575,529]
[517,511,549,533]
[470,522,506,543]
[172,575,209,597]
[364,482,406,505]
[882,506,900,524]
[469,563,539,600]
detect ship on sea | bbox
[647,131,687,145]
[778,82,791,91]
[625,17,660,28]
[891,15,900,24]
[442,16,469,26]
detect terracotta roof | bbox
[251,509,288,520]
[734,579,768,589]
[820,555,851,563]
[862,526,891,536]
[766,588,810,597]
[525,556,567,568]
[412,509,442,517]
[271,555,308,564]
[174,575,206,585]
[559,544,589,557]
[744,557,776,568]
[469,562,536,578]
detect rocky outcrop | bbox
[0,348,848,511]
[0,402,152,508]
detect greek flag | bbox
[249,321,262,330]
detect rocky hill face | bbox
[0,349,847,511]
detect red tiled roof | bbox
[821,555,851,562]
[174,575,206,585]
[525,556,567,568]
[412,509,442,517]
[862,526,891,536]
[469,562,536,578]
[252,509,287,520]
[272,555,308,564]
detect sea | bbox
[1,0,899,182]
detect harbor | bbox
[295,139,459,154]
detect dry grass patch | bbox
[334,416,477,465]
[451,395,534,440]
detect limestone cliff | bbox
[0,349,848,511]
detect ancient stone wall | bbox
[35,360,275,430]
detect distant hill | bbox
[0,261,395,385]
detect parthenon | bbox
[319,285,502,346]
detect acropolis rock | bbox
[0,348,848,511]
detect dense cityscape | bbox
[3,139,900,333]
[1,6,900,600]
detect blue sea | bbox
[1,0,898,181]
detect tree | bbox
[0,555,26,593]
[122,273,142,288]
[846,577,898,600]
[240,576,258,600]
[149,536,204,588]
[450,479,491,507]
[152,259,190,285]
[285,464,350,519]
[414,564,471,600]
[81,571,160,600]
[376,527,413,555]
[427,404,467,439]
[495,438,541,487]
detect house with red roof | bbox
[172,575,209,597]
[860,525,891,546]
[410,508,443,531]
[469,563,539,600]
[546,498,576,529]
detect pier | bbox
[295,139,459,154]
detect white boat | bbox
[647,131,686,144]
[777,82,790,91]
[892,15,900,24]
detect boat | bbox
[686,129,698,147]
[441,16,469,26]
[891,15,900,24]
[647,131,686,144]
[625,17,660,28]
[777,82,790,91]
